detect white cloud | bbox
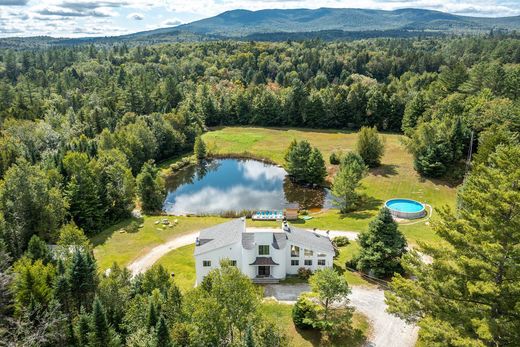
[127,12,144,20]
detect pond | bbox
[163,158,333,215]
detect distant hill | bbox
[1,8,519,48]
[172,8,520,37]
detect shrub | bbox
[298,267,312,280]
[332,236,350,247]
[329,151,342,165]
[292,294,318,330]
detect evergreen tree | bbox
[26,235,52,265]
[155,316,171,347]
[306,148,327,185]
[286,140,312,183]
[136,161,165,214]
[63,152,103,234]
[67,250,97,312]
[90,297,110,347]
[356,126,385,168]
[146,302,158,332]
[75,311,91,346]
[193,136,206,162]
[355,208,407,278]
[386,145,520,346]
[244,324,255,347]
[331,153,367,213]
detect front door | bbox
[258,266,270,277]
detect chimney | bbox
[283,221,290,232]
[195,237,200,246]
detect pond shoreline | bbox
[163,157,333,216]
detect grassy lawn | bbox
[260,300,370,347]
[334,241,372,287]
[92,215,226,272]
[204,127,457,245]
[156,244,196,291]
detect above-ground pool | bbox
[385,199,426,219]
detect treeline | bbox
[0,35,519,254]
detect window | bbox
[258,245,270,255]
[230,260,237,266]
[291,245,300,257]
[317,253,327,257]
[202,260,211,267]
[304,259,312,266]
[304,249,313,257]
[291,260,299,266]
[318,259,326,266]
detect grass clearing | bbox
[92,215,226,272]
[156,244,196,291]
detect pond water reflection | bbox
[163,159,332,215]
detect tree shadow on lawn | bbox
[295,323,367,347]
[337,195,383,221]
[369,164,398,177]
[418,175,461,189]
[90,217,143,247]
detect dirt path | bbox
[127,231,200,275]
[264,284,418,347]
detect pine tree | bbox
[244,324,255,347]
[155,316,171,347]
[355,208,407,278]
[306,148,327,185]
[146,302,158,331]
[26,235,52,265]
[356,126,385,168]
[386,145,520,345]
[193,136,206,162]
[67,250,97,312]
[331,153,367,213]
[90,297,110,347]
[136,161,165,214]
[75,311,91,346]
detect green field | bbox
[203,127,458,245]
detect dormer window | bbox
[304,249,313,257]
[291,245,300,257]
[258,245,270,255]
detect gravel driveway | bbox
[264,283,418,347]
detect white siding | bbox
[195,241,242,285]
[195,229,334,284]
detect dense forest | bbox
[0,35,519,346]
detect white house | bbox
[194,218,335,284]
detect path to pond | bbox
[264,283,418,347]
[127,228,418,347]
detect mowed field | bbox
[204,127,458,244]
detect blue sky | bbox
[0,0,519,37]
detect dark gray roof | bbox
[272,233,287,250]
[193,219,333,256]
[286,226,334,254]
[242,232,255,250]
[250,257,279,266]
[194,218,245,256]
